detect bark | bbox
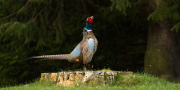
[144,21,180,78]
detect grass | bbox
[1,72,180,90]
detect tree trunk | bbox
[144,21,180,78]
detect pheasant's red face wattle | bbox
[88,17,93,23]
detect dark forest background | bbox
[0,0,180,87]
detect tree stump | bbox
[40,71,133,86]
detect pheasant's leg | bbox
[76,59,79,62]
[83,65,87,71]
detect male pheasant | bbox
[25,16,98,70]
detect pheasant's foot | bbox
[76,59,79,62]
[83,66,87,71]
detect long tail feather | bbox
[33,54,69,60]
[20,54,69,63]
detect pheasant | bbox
[25,16,98,71]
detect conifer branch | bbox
[0,1,30,21]
[0,12,17,21]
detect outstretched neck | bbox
[87,29,92,32]
[85,22,92,30]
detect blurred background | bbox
[0,0,180,87]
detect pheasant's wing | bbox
[93,38,98,54]
[80,38,88,50]
[82,38,95,64]
[69,44,82,62]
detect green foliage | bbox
[110,0,131,15]
[28,0,50,4]
[0,0,148,87]
[148,0,180,20]
[171,22,180,32]
[0,0,69,87]
[111,0,180,31]
[147,0,180,31]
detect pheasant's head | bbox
[84,16,94,32]
[87,16,94,23]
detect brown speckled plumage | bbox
[23,28,98,71]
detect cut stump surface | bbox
[40,71,133,86]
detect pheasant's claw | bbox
[83,66,87,71]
